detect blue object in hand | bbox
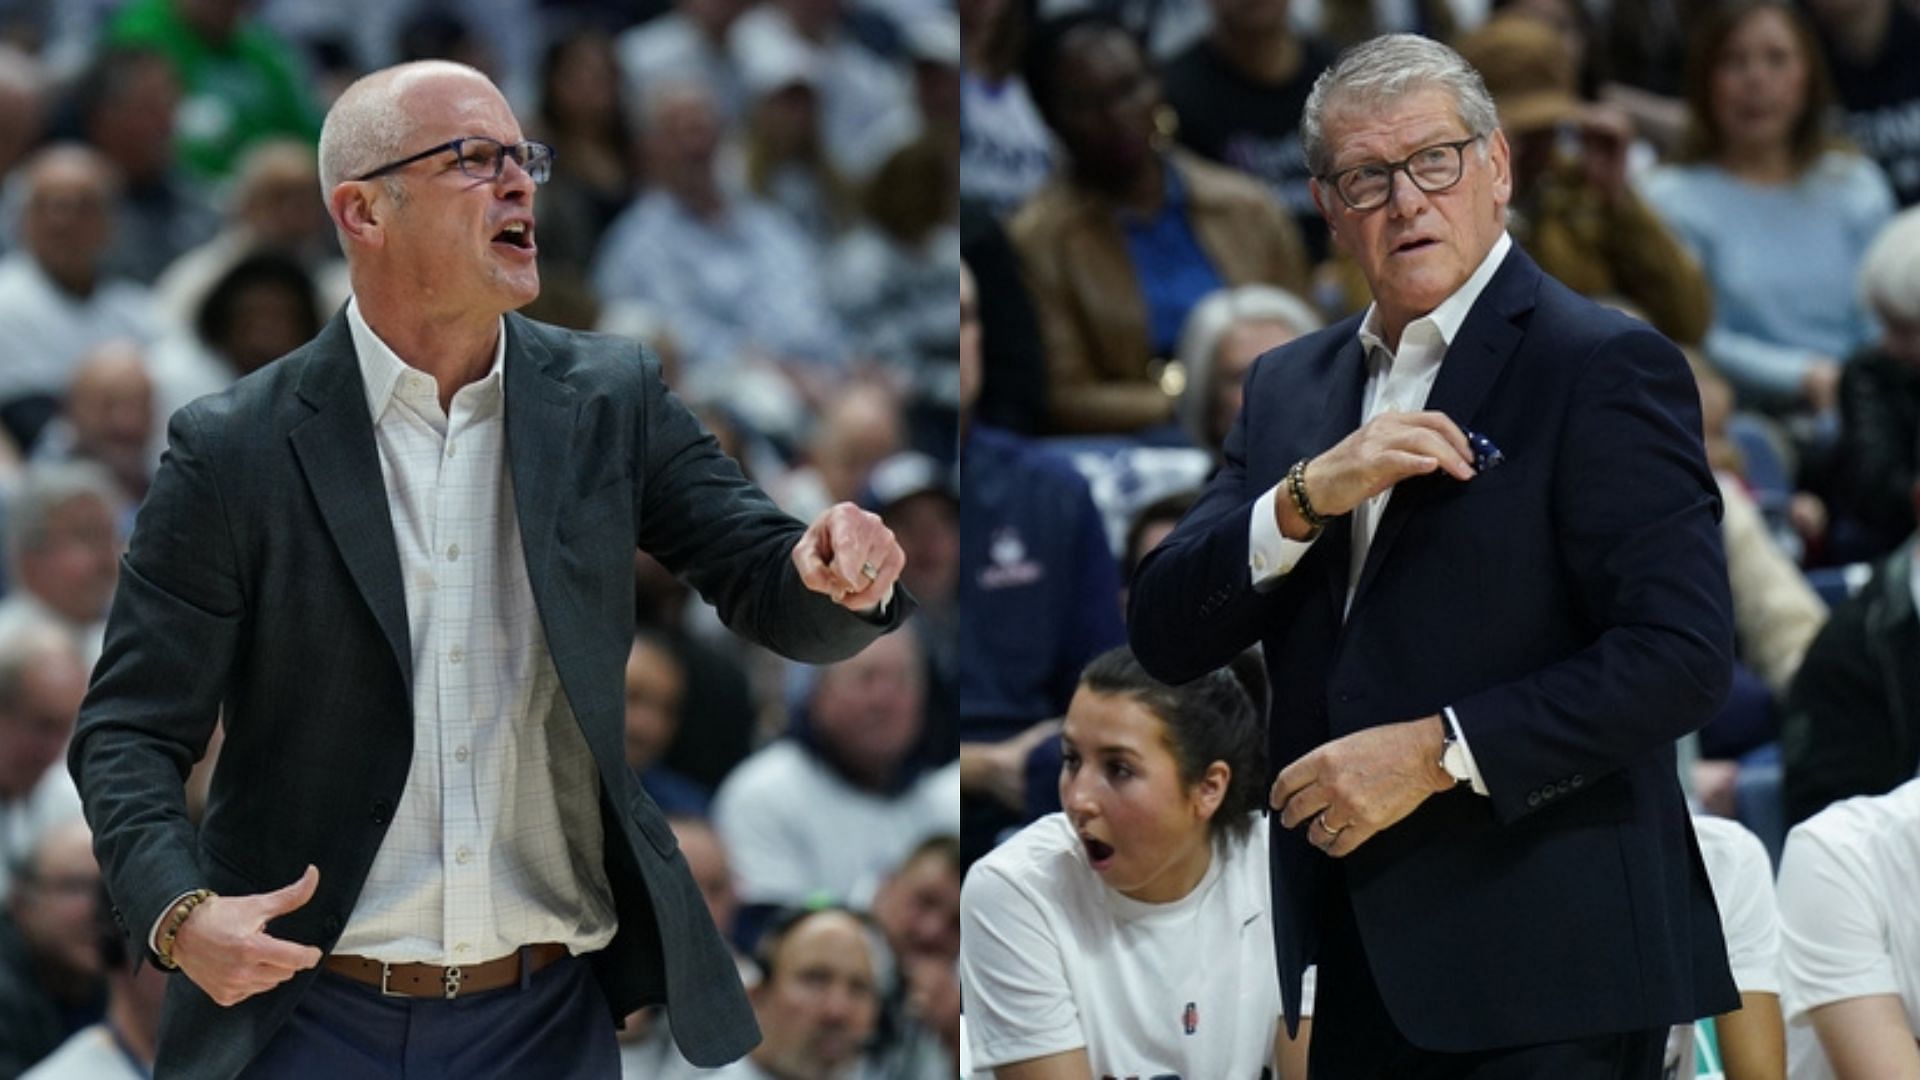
[1466,430,1504,473]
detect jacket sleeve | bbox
[1449,327,1736,823]
[629,346,910,663]
[68,403,239,957]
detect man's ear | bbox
[329,181,386,250]
[1311,178,1341,248]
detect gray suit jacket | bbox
[68,311,910,1078]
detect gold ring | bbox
[1317,813,1344,838]
[860,561,879,581]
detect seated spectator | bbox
[593,80,848,388]
[1460,13,1714,348]
[1835,205,1920,552]
[622,629,711,817]
[1685,814,1787,1079]
[151,139,345,332]
[73,48,221,286]
[715,907,891,1079]
[147,250,322,429]
[0,145,164,450]
[0,621,87,903]
[30,341,157,508]
[1777,776,1920,1078]
[729,31,854,248]
[863,452,958,767]
[0,47,46,203]
[21,882,168,1079]
[1806,0,1920,208]
[1160,0,1338,260]
[959,647,1310,1079]
[104,0,321,179]
[958,262,1126,865]
[1781,477,1920,826]
[617,0,751,124]
[1639,0,1893,418]
[826,135,961,445]
[1174,284,1322,456]
[729,0,911,180]
[864,837,962,1079]
[0,817,105,1077]
[510,34,633,330]
[959,0,1053,218]
[1011,11,1310,436]
[711,628,957,911]
[0,462,125,669]
[634,551,763,793]
[773,381,905,524]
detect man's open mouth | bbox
[492,221,534,250]
[1393,237,1438,254]
[1082,836,1115,865]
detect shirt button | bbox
[417,573,436,591]
[455,846,472,865]
[1253,553,1268,573]
[448,646,464,664]
[455,746,469,763]
[445,443,457,459]
[447,543,460,562]
[454,942,470,954]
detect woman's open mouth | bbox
[1082,835,1115,869]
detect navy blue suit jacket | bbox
[1129,245,1739,1051]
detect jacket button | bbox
[371,799,393,825]
[1557,780,1572,795]
[1570,774,1585,788]
[1526,791,1541,807]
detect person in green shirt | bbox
[106,0,321,179]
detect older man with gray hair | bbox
[0,619,89,905]
[0,461,124,669]
[69,59,911,1080]
[1130,32,1737,1076]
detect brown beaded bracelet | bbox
[155,889,216,970]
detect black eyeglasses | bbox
[353,136,555,185]
[1321,135,1483,211]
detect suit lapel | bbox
[287,312,413,689]
[502,315,578,611]
[1351,246,1538,606]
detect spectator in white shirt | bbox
[1778,776,1920,1079]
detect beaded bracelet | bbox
[1286,458,1329,538]
[155,889,216,970]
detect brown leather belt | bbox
[323,942,569,1000]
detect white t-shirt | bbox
[20,1025,145,1080]
[1695,814,1781,996]
[712,743,959,907]
[1777,777,1920,1080]
[960,812,1308,1079]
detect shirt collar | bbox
[1357,230,1513,362]
[346,296,506,420]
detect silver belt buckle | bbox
[379,962,403,998]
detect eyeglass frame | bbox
[352,136,556,185]
[1318,134,1486,212]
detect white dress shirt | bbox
[327,298,617,966]
[1246,232,1514,795]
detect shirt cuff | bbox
[1250,485,1316,588]
[150,889,200,956]
[1444,706,1490,796]
[857,586,896,622]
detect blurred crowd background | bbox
[959,0,1920,1071]
[0,0,962,1076]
